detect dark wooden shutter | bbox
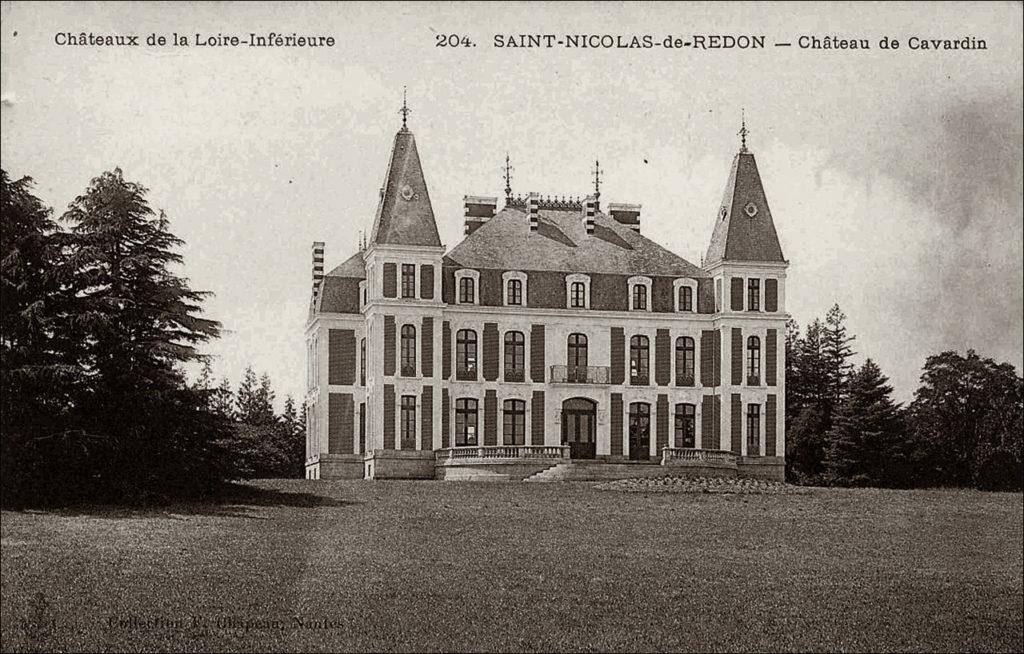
[420,264,434,300]
[530,324,545,382]
[328,329,355,385]
[610,393,623,457]
[655,329,671,386]
[483,323,499,381]
[730,277,743,311]
[383,316,396,376]
[359,402,366,454]
[656,394,669,456]
[766,328,777,386]
[328,393,354,454]
[421,386,433,450]
[441,389,450,449]
[731,328,743,386]
[442,321,451,379]
[383,263,397,298]
[700,330,716,386]
[484,390,497,445]
[611,327,625,384]
[383,385,395,449]
[731,393,742,455]
[701,395,716,450]
[531,391,545,445]
[714,330,722,386]
[765,278,778,312]
[421,317,434,378]
[652,277,674,313]
[766,394,777,456]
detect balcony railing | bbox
[747,375,760,386]
[455,364,477,381]
[549,365,610,384]
[436,445,570,462]
[676,374,695,387]
[504,367,526,383]
[630,373,650,386]
[660,447,738,467]
[401,365,417,377]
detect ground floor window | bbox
[400,395,416,449]
[503,399,526,445]
[455,398,478,446]
[674,403,696,448]
[747,403,760,455]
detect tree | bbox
[823,359,905,486]
[786,318,832,482]
[823,303,856,409]
[280,396,306,478]
[236,366,275,425]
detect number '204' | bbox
[436,34,474,47]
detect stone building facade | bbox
[304,114,788,481]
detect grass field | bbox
[1,480,1021,652]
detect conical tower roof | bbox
[368,120,442,248]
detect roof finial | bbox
[592,159,603,202]
[399,86,411,131]
[503,153,513,203]
[739,108,749,153]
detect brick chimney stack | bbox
[311,241,325,299]
[583,195,597,235]
[608,203,641,233]
[464,196,497,236]
[528,192,540,232]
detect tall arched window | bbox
[747,335,761,385]
[567,333,588,383]
[570,281,586,308]
[400,325,416,376]
[456,329,478,380]
[675,336,695,386]
[503,399,526,445]
[507,279,523,306]
[632,284,648,311]
[459,276,475,304]
[504,331,525,382]
[455,398,478,446]
[674,403,696,448]
[630,335,649,385]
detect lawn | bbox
[1,480,1021,652]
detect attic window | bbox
[744,202,758,218]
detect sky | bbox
[2,1,1021,407]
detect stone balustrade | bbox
[436,445,570,462]
[660,447,738,467]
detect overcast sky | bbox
[2,1,1021,406]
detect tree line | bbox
[1,168,303,506]
[786,305,1023,490]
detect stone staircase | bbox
[524,460,669,482]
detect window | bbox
[747,335,761,386]
[675,336,695,385]
[630,335,649,385]
[747,404,760,454]
[632,284,647,310]
[503,399,526,445]
[567,333,588,382]
[679,285,693,312]
[400,395,416,449]
[747,278,760,312]
[459,276,475,304]
[401,264,416,299]
[504,331,526,382]
[359,338,366,386]
[400,325,416,376]
[570,282,586,308]
[675,403,696,448]
[507,279,522,306]
[455,398,478,446]
[456,329,477,380]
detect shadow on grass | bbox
[3,481,360,519]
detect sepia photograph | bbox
[1,1,1022,652]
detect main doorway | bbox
[561,397,597,459]
[628,402,651,461]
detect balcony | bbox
[504,367,526,383]
[401,365,417,377]
[661,447,738,468]
[630,373,650,386]
[676,374,695,387]
[455,364,477,381]
[747,375,760,386]
[550,365,610,385]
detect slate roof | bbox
[326,251,366,279]
[446,207,706,277]
[705,151,786,265]
[368,128,442,248]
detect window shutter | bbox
[731,393,742,455]
[531,390,545,445]
[731,328,743,386]
[655,329,671,386]
[383,316,396,376]
[383,385,395,450]
[441,389,451,449]
[442,321,451,379]
[766,328,777,386]
[420,264,434,300]
[328,329,355,385]
[420,386,433,450]
[483,323,499,381]
[730,277,744,311]
[421,317,434,378]
[701,395,716,449]
[383,263,397,298]
[656,394,669,456]
[700,330,716,387]
[610,393,623,457]
[765,278,778,312]
[328,393,354,454]
[766,394,777,456]
[611,327,625,384]
[484,390,497,446]
[530,324,546,382]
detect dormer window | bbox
[566,273,590,309]
[454,269,479,305]
[503,271,527,306]
[674,279,698,313]
[628,276,652,312]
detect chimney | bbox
[311,241,325,299]
[528,192,540,232]
[464,195,497,236]
[583,195,597,235]
[608,203,641,233]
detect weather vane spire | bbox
[593,159,603,202]
[503,153,513,203]
[399,86,411,131]
[739,108,749,152]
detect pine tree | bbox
[236,366,275,425]
[211,377,235,418]
[823,303,856,409]
[823,359,903,486]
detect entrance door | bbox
[561,398,596,459]
[629,402,651,461]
